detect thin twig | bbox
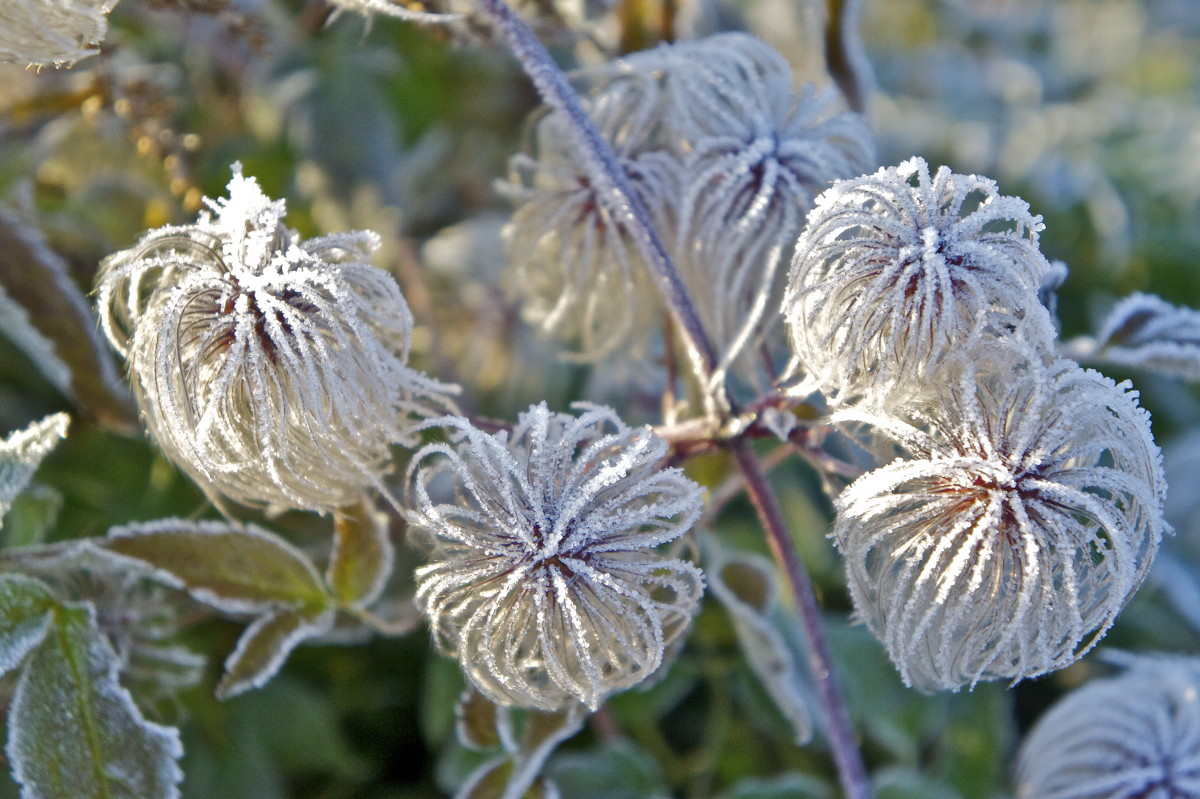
[824,0,873,115]
[731,440,871,799]
[473,0,719,385]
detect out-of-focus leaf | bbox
[7,604,183,799]
[3,484,63,547]
[453,705,585,799]
[216,606,336,700]
[232,677,372,781]
[327,502,394,609]
[102,519,331,614]
[706,542,813,744]
[714,773,833,799]
[872,767,963,799]
[0,574,56,678]
[1068,292,1200,380]
[0,413,68,528]
[0,205,135,434]
[0,286,71,397]
[544,740,672,799]
[457,687,502,752]
[456,760,558,799]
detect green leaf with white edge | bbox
[327,502,394,609]
[7,603,183,799]
[0,574,57,678]
[102,519,331,614]
[543,740,671,799]
[216,606,335,700]
[706,543,813,745]
[714,774,833,799]
[0,414,68,529]
[456,687,503,752]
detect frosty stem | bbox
[732,440,871,799]
[474,0,720,380]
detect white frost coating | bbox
[0,575,55,680]
[658,33,874,386]
[0,286,72,395]
[783,156,1055,407]
[217,607,335,699]
[1016,655,1200,799]
[104,517,327,616]
[0,413,68,525]
[95,165,457,515]
[1084,292,1200,381]
[832,340,1165,692]
[326,0,461,23]
[407,402,705,711]
[499,69,670,361]
[7,604,183,799]
[501,32,873,386]
[0,0,118,67]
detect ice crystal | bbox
[832,341,1165,691]
[407,403,704,711]
[0,0,117,67]
[784,156,1055,406]
[1015,655,1200,798]
[96,165,455,515]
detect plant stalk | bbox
[474,0,720,381]
[731,440,871,799]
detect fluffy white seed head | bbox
[832,341,1165,692]
[784,156,1055,407]
[0,0,118,68]
[96,166,454,515]
[1016,655,1200,799]
[407,403,705,711]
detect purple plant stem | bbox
[732,440,871,799]
[474,0,719,379]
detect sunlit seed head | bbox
[1016,655,1200,799]
[96,165,456,515]
[407,403,705,711]
[0,0,118,68]
[832,340,1165,692]
[784,156,1055,407]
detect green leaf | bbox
[216,606,335,700]
[7,604,183,799]
[327,503,394,609]
[0,207,136,435]
[0,574,57,678]
[4,484,63,548]
[715,773,833,799]
[544,740,671,799]
[456,687,503,752]
[0,414,68,529]
[103,519,330,614]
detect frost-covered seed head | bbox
[0,0,118,68]
[408,403,705,711]
[658,33,876,384]
[784,156,1054,406]
[500,74,674,361]
[96,166,454,514]
[1016,655,1200,798]
[832,341,1165,692]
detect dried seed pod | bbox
[784,156,1054,406]
[1016,655,1200,798]
[832,340,1165,691]
[408,403,704,711]
[96,166,454,514]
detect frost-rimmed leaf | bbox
[216,606,336,700]
[0,285,72,396]
[0,574,57,678]
[0,204,134,432]
[1068,292,1200,381]
[102,518,330,614]
[455,704,584,799]
[706,547,813,744]
[7,603,183,799]
[1,413,69,527]
[327,502,394,609]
